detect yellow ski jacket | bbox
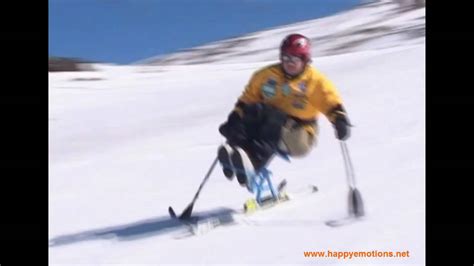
[233,63,345,135]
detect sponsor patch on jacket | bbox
[267,78,277,86]
[292,100,306,109]
[281,83,291,96]
[262,85,276,98]
[293,93,307,99]
[262,78,277,98]
[298,81,307,93]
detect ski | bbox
[243,184,318,214]
[169,182,319,238]
[169,206,228,237]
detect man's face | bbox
[281,54,305,76]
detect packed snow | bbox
[49,1,425,265]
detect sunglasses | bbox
[281,54,304,64]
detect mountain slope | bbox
[136,1,424,65]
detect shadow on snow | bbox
[49,207,237,247]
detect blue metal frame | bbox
[250,151,291,204]
[219,149,291,204]
[251,168,277,204]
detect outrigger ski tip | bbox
[168,206,177,219]
[169,205,195,220]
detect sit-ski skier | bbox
[218,33,351,192]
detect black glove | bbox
[330,105,351,141]
[334,115,350,140]
[219,110,247,146]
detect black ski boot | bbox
[230,146,257,192]
[217,144,234,180]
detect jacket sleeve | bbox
[233,72,264,117]
[313,73,345,123]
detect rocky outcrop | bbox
[49,57,95,72]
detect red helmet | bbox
[280,33,311,63]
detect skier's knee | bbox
[278,120,318,157]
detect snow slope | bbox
[136,0,424,65]
[49,3,425,265]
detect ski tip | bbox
[168,206,177,218]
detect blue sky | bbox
[49,0,361,64]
